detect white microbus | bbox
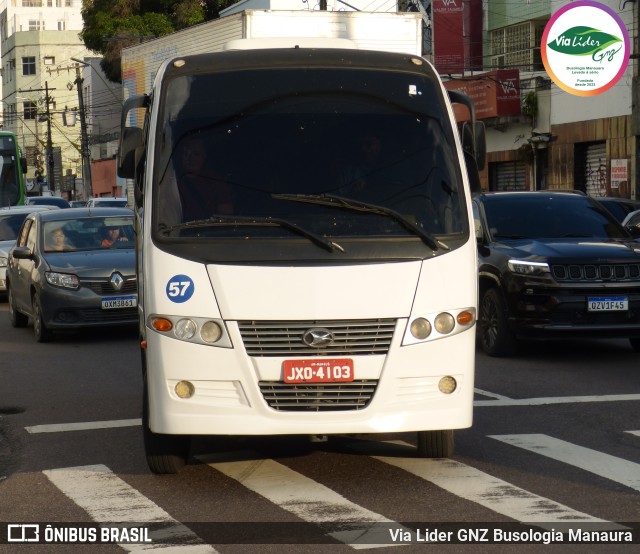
[118,46,485,474]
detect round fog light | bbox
[175,381,195,399]
[434,312,455,334]
[201,321,222,343]
[438,376,457,394]
[174,318,197,340]
[410,317,432,339]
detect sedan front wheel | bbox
[32,293,53,343]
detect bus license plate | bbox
[587,297,628,311]
[283,359,354,384]
[101,295,137,310]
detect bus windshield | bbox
[153,67,468,258]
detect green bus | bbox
[0,131,26,206]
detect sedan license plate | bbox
[283,359,354,384]
[587,297,628,311]
[101,295,137,310]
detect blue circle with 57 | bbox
[166,275,194,303]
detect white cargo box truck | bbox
[121,9,423,97]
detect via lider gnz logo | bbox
[547,26,622,62]
[541,0,630,96]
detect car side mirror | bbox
[12,246,33,260]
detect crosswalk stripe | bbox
[475,394,640,407]
[474,388,511,400]
[346,439,622,531]
[626,430,640,437]
[202,453,407,549]
[489,433,640,492]
[44,464,217,552]
[26,419,142,434]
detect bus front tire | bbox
[143,382,190,474]
[417,430,454,458]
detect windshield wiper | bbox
[158,215,345,253]
[272,193,449,251]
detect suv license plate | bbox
[587,297,628,311]
[283,359,354,384]
[101,295,137,310]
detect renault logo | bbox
[302,328,334,348]
[110,272,125,291]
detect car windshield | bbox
[42,216,134,253]
[153,66,467,253]
[483,195,628,240]
[92,200,127,207]
[0,213,28,241]
[30,197,68,207]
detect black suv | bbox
[473,191,640,356]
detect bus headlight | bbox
[0,256,7,268]
[402,308,476,346]
[147,314,232,348]
[201,321,222,343]
[410,317,432,339]
[434,312,455,334]
[174,318,197,340]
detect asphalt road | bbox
[1,306,639,552]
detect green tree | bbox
[81,0,235,82]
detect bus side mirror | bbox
[463,150,482,194]
[117,95,149,180]
[460,121,486,171]
[448,90,486,171]
[117,127,143,179]
[20,157,27,173]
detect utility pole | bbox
[44,82,55,193]
[20,84,57,193]
[74,63,92,199]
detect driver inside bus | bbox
[175,135,234,221]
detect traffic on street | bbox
[0,304,638,550]
[0,1,639,550]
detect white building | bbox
[0,0,91,196]
[76,55,124,200]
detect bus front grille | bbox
[259,380,378,411]
[238,319,396,357]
